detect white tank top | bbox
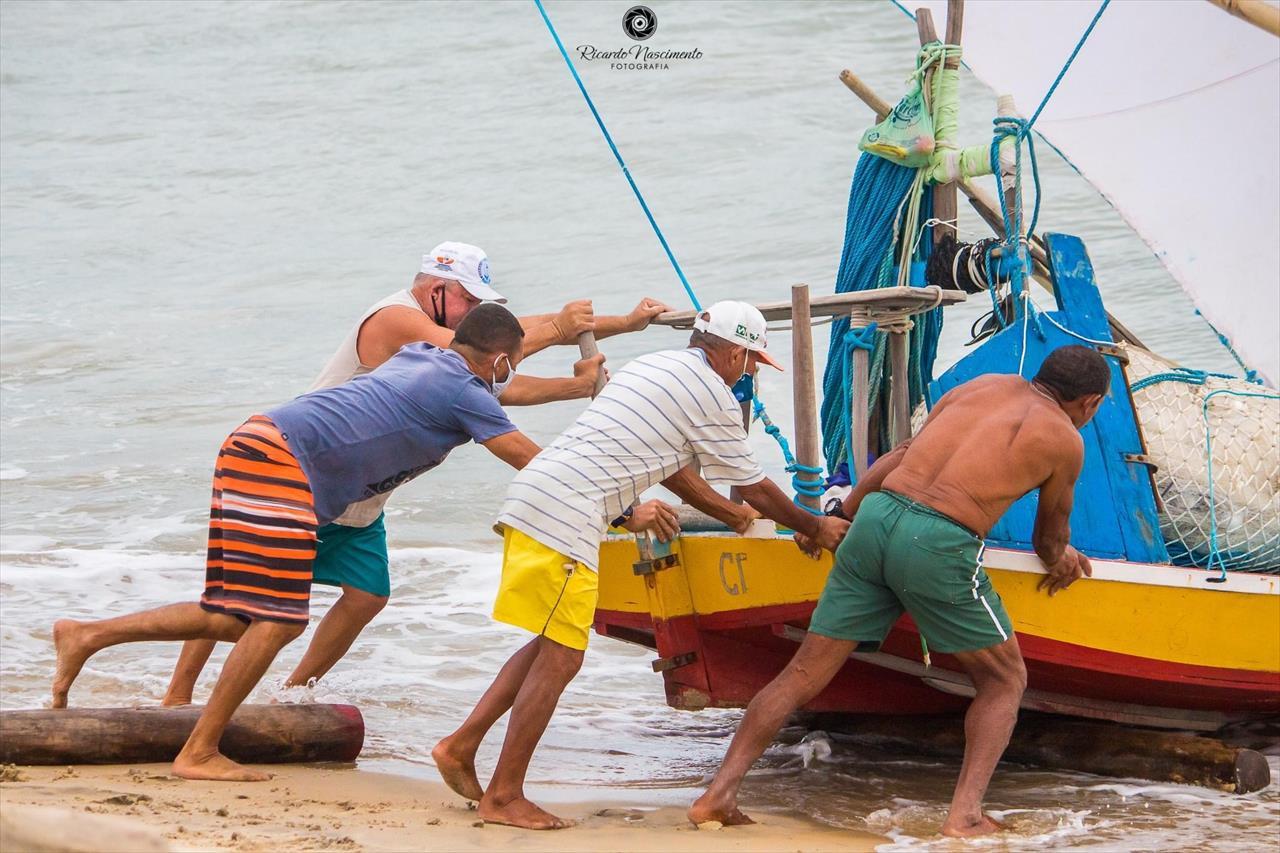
[310,289,425,527]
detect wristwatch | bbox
[610,505,635,529]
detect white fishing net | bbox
[1127,347,1280,573]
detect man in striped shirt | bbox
[433,301,850,830]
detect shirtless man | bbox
[688,344,1111,838]
[161,241,670,705]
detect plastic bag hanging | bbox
[857,49,939,168]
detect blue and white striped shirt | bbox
[496,348,765,570]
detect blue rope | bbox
[532,0,701,310]
[989,116,1042,242]
[1025,0,1112,133]
[1129,367,1238,394]
[753,396,825,514]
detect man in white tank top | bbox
[162,240,672,706]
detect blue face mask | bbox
[731,372,754,403]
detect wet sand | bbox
[0,763,883,852]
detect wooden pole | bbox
[0,704,365,766]
[1207,0,1280,37]
[889,327,912,446]
[849,314,871,481]
[802,711,1272,794]
[931,0,964,248]
[838,69,890,120]
[790,284,821,511]
[576,331,607,397]
[731,397,751,504]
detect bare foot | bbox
[51,619,96,709]
[688,791,756,827]
[172,750,272,782]
[432,737,484,802]
[160,693,193,708]
[941,813,1005,838]
[478,795,575,830]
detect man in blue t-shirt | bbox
[50,304,541,783]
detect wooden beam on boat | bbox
[0,704,364,766]
[1208,0,1280,37]
[932,1,965,248]
[802,711,1272,795]
[651,286,965,329]
[913,6,958,252]
[888,328,912,446]
[576,330,607,397]
[849,329,871,482]
[790,284,822,511]
[836,60,1146,348]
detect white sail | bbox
[915,0,1280,386]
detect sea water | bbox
[1,1,1272,849]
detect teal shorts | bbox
[809,491,1013,654]
[312,514,391,598]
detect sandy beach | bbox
[0,763,883,852]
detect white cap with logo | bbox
[693,300,783,370]
[421,241,506,303]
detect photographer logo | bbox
[623,6,657,41]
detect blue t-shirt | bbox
[267,344,516,525]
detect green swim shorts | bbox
[311,513,391,598]
[809,490,1012,654]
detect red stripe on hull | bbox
[594,604,1280,716]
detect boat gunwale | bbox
[602,531,1280,595]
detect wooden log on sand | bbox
[802,711,1272,794]
[0,704,364,766]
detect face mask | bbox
[430,288,448,327]
[490,354,516,399]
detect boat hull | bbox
[594,533,1280,729]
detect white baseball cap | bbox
[420,241,505,303]
[693,300,783,370]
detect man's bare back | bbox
[882,374,1083,537]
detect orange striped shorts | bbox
[199,415,317,625]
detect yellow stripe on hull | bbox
[597,535,1280,674]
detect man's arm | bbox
[357,306,456,368]
[737,479,849,553]
[660,465,759,534]
[1031,431,1090,596]
[481,430,542,470]
[592,297,671,340]
[518,297,672,356]
[497,355,605,406]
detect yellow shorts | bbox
[493,527,599,651]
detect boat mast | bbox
[1205,0,1280,38]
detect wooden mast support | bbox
[790,284,821,510]
[1208,0,1280,37]
[0,704,365,766]
[935,1,964,247]
[889,326,912,446]
[849,312,872,482]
